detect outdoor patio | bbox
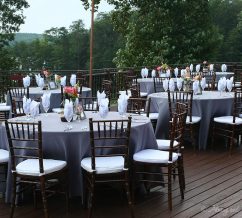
[1,146,241,218]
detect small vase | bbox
[183,82,190,92]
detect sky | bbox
[19,0,114,34]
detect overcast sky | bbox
[19,0,114,34]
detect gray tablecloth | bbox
[149,91,234,150]
[1,111,157,202]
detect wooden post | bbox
[89,0,95,88]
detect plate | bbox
[52,108,63,113]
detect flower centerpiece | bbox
[55,74,62,87]
[43,69,52,89]
[182,67,192,91]
[157,63,169,76]
[64,86,78,102]
[193,73,203,95]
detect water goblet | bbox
[43,106,49,117]
[65,113,73,130]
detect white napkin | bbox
[174,67,179,77]
[70,74,77,86]
[38,78,45,89]
[23,75,31,88]
[97,90,106,106]
[35,74,41,86]
[196,64,201,73]
[201,77,206,90]
[41,93,51,109]
[23,96,31,114]
[61,76,66,87]
[64,99,73,121]
[226,79,233,92]
[209,64,214,72]
[163,79,169,91]
[177,78,183,90]
[221,64,227,72]
[190,64,194,72]
[169,79,175,91]
[218,77,226,91]
[144,67,148,78]
[166,69,171,77]
[141,68,145,78]
[193,81,199,94]
[30,100,40,118]
[230,76,234,83]
[151,69,156,78]
[118,93,128,115]
[99,98,109,118]
[181,69,185,77]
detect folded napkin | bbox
[61,76,66,87]
[151,69,156,78]
[218,77,226,91]
[97,90,106,105]
[70,74,77,86]
[174,67,179,77]
[30,100,40,118]
[230,76,234,83]
[166,69,171,78]
[196,64,200,73]
[35,74,41,86]
[193,81,199,94]
[169,79,175,91]
[190,64,194,72]
[181,69,185,77]
[38,78,45,89]
[209,64,214,72]
[99,98,109,118]
[163,79,169,91]
[118,93,128,115]
[177,78,183,90]
[144,67,148,78]
[23,75,31,88]
[221,64,227,72]
[226,79,233,92]
[141,68,145,78]
[64,99,74,121]
[201,77,206,90]
[41,93,51,109]
[23,96,31,114]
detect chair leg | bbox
[40,177,48,218]
[211,122,216,150]
[124,171,135,218]
[10,174,17,218]
[87,177,94,218]
[190,125,196,151]
[179,155,185,190]
[168,165,172,210]
[229,128,235,155]
[177,162,184,199]
[32,184,37,209]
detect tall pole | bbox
[89,0,95,88]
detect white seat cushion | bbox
[140,92,148,97]
[214,116,242,125]
[157,139,179,150]
[16,159,67,176]
[0,105,11,111]
[0,149,9,163]
[186,116,201,124]
[81,156,124,174]
[148,113,159,120]
[133,149,178,164]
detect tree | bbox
[0,0,29,70]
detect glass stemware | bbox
[65,113,73,130]
[43,106,49,116]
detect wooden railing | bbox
[1,62,242,102]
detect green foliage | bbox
[13,33,43,44]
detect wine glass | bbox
[43,106,49,116]
[65,112,73,130]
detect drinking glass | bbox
[43,106,49,117]
[65,113,73,130]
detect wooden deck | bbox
[0,146,242,218]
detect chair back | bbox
[0,110,10,122]
[102,80,112,105]
[153,77,170,92]
[5,120,44,174]
[167,90,193,122]
[11,99,25,117]
[78,96,98,111]
[124,75,138,91]
[88,117,132,171]
[168,102,187,161]
[9,87,29,101]
[204,72,216,90]
[127,97,150,117]
[233,89,242,123]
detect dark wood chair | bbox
[211,89,242,155]
[78,96,98,112]
[81,117,134,218]
[153,77,170,92]
[132,102,187,210]
[5,120,69,218]
[167,90,201,150]
[102,79,112,106]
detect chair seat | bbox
[16,159,67,176]
[133,149,178,164]
[157,139,179,150]
[140,92,148,97]
[0,149,9,163]
[81,156,125,174]
[214,116,242,125]
[0,105,11,111]
[186,116,201,124]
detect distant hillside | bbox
[13,33,43,43]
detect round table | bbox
[148,91,234,150]
[2,111,157,202]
